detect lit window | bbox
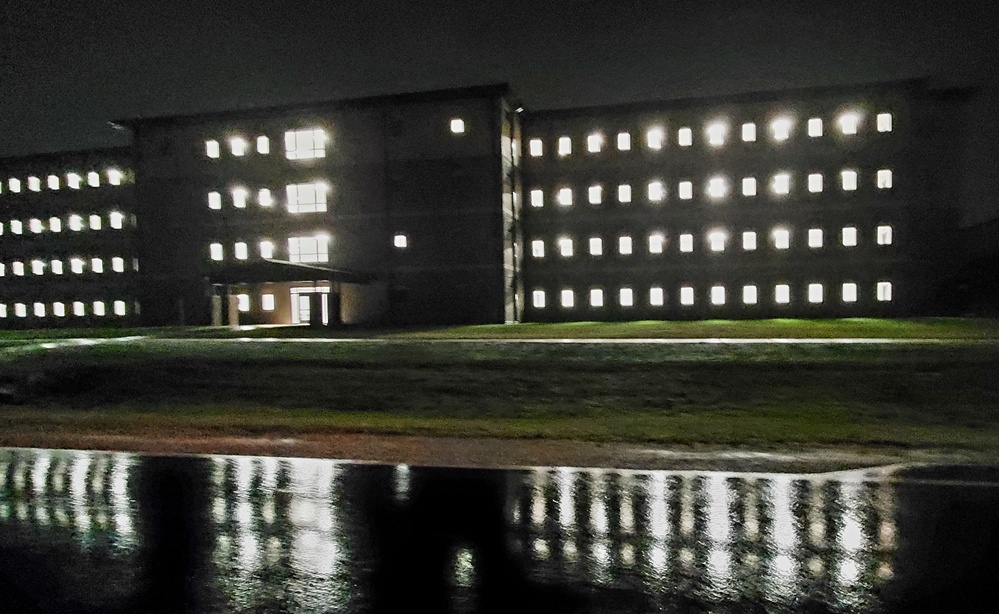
[741,122,757,142]
[742,177,757,196]
[678,127,692,147]
[12,261,24,276]
[11,220,22,235]
[31,260,44,275]
[558,137,571,156]
[807,118,823,137]
[208,192,222,209]
[650,287,664,306]
[286,182,328,213]
[232,187,249,208]
[230,138,247,156]
[262,294,275,311]
[773,228,790,249]
[287,235,329,263]
[67,173,81,189]
[394,234,408,249]
[775,284,791,304]
[808,173,823,193]
[589,237,603,256]
[678,181,693,200]
[93,301,106,317]
[29,218,43,234]
[842,226,858,247]
[531,239,545,258]
[89,214,102,230]
[0,304,5,318]
[742,231,757,251]
[587,133,603,153]
[618,184,632,203]
[28,177,40,192]
[114,300,127,316]
[210,243,224,261]
[70,258,85,274]
[557,188,573,206]
[259,241,275,259]
[53,302,65,317]
[711,286,726,306]
[530,189,544,208]
[680,286,694,306]
[109,211,124,229]
[617,132,631,150]
[841,170,858,191]
[557,237,573,257]
[87,172,100,187]
[529,139,543,157]
[839,112,859,135]
[15,303,26,318]
[648,233,665,254]
[771,118,792,141]
[560,289,575,308]
[708,230,726,252]
[877,113,893,133]
[450,118,465,134]
[706,122,727,146]
[679,233,693,253]
[618,236,632,255]
[206,140,221,158]
[237,294,250,312]
[91,258,104,273]
[808,228,823,248]
[743,285,758,305]
[47,175,59,190]
[285,128,327,160]
[51,260,63,275]
[877,169,893,189]
[842,283,858,303]
[620,288,634,307]
[647,181,664,202]
[235,242,248,260]
[646,128,664,150]
[707,177,728,199]
[532,290,546,308]
[73,302,85,316]
[69,214,83,231]
[877,225,893,245]
[808,283,823,303]
[257,136,270,154]
[8,178,21,193]
[590,289,604,307]
[588,185,603,205]
[112,257,124,272]
[771,173,790,195]
[877,281,891,303]
[34,303,45,317]
[109,169,125,185]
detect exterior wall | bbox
[0,149,139,328]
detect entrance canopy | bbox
[208,260,375,285]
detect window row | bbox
[1,169,128,195]
[528,170,893,208]
[207,183,328,213]
[1,212,131,237]
[209,235,329,264]
[528,111,893,157]
[530,282,894,309]
[0,256,135,277]
[0,300,132,318]
[532,225,893,258]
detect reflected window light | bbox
[842,282,858,303]
[284,128,327,160]
[259,240,274,259]
[706,122,727,146]
[620,287,634,307]
[557,136,571,156]
[742,231,757,251]
[47,175,60,190]
[530,189,544,208]
[710,285,726,305]
[450,118,465,134]
[529,138,543,157]
[678,181,693,200]
[112,257,125,272]
[808,118,823,137]
[587,132,603,152]
[808,228,823,248]
[560,289,574,308]
[808,173,823,193]
[679,233,693,252]
[532,290,546,308]
[91,258,104,273]
[206,140,221,158]
[617,132,631,150]
[618,183,632,203]
[647,181,664,202]
[771,117,792,141]
[232,187,249,208]
[590,288,604,307]
[708,230,726,252]
[877,281,893,301]
[742,177,757,196]
[230,137,247,156]
[237,294,250,312]
[109,211,124,229]
[877,169,893,189]
[646,127,664,150]
[877,224,893,245]
[677,127,692,146]
[650,286,665,306]
[53,302,66,317]
[772,173,791,195]
[618,236,632,255]
[775,284,791,304]
[648,233,665,254]
[234,242,248,260]
[842,226,858,246]
[680,286,695,305]
[808,283,824,303]
[257,136,270,154]
[588,184,603,205]
[588,237,603,256]
[707,176,728,199]
[208,191,222,209]
[558,236,573,257]
[531,239,544,258]
[31,259,44,275]
[742,122,757,142]
[29,218,43,234]
[839,112,860,135]
[262,293,275,311]
[841,170,858,191]
[88,171,99,187]
[557,187,572,206]
[743,285,758,304]
[877,113,893,132]
[28,176,41,191]
[51,260,63,275]
[67,173,81,189]
[89,214,102,230]
[70,258,85,274]
[93,301,106,316]
[773,228,790,249]
[210,243,224,261]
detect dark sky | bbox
[0,0,996,158]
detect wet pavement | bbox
[0,447,997,613]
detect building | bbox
[0,80,977,328]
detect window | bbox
[650,287,664,306]
[34,303,45,318]
[11,220,22,235]
[286,182,328,213]
[529,139,543,157]
[450,118,465,134]
[112,257,125,272]
[531,239,545,258]
[620,288,634,307]
[235,242,248,260]
[109,211,124,229]
[838,112,859,135]
[741,122,757,142]
[232,187,249,209]
[877,225,893,245]
[617,132,631,150]
[28,177,40,192]
[877,113,893,133]
[557,236,573,257]
[808,228,823,248]
[587,133,603,152]
[237,294,250,312]
[93,301,106,317]
[31,260,44,275]
[532,290,546,308]
[29,218,43,234]
[618,184,632,203]
[877,281,893,302]
[706,122,726,146]
[648,233,665,254]
[647,181,664,202]
[841,170,858,191]
[773,228,790,250]
[91,258,104,273]
[808,173,823,193]
[646,128,664,150]
[808,283,823,304]
[679,233,693,253]
[842,226,858,247]
[0,304,5,318]
[73,302,85,316]
[678,127,692,147]
[742,231,757,251]
[47,175,59,190]
[257,136,270,154]
[680,286,694,306]
[807,118,823,137]
[53,302,65,317]
[708,231,726,252]
[262,294,275,311]
[877,169,893,189]
[588,237,603,256]
[259,241,275,259]
[678,181,693,200]
[230,137,248,156]
[560,289,574,308]
[208,192,222,209]
[842,283,858,303]
[210,243,224,261]
[771,118,792,141]
[743,285,758,305]
[67,173,81,189]
[590,289,604,307]
[89,214,102,230]
[288,235,329,263]
[771,173,790,195]
[206,140,221,158]
[107,169,123,186]
[114,300,127,316]
[618,236,632,255]
[707,177,727,199]
[12,261,24,276]
[71,258,85,274]
[285,128,327,160]
[742,177,757,196]
[51,260,63,275]
[87,171,100,187]
[393,234,408,249]
[15,303,27,318]
[558,137,571,156]
[588,185,603,205]
[711,286,726,306]
[557,188,573,206]
[775,284,791,304]
[530,189,544,208]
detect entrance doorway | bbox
[290,286,331,325]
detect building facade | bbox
[0,80,972,328]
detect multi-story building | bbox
[0,80,973,328]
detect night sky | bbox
[1,0,997,201]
